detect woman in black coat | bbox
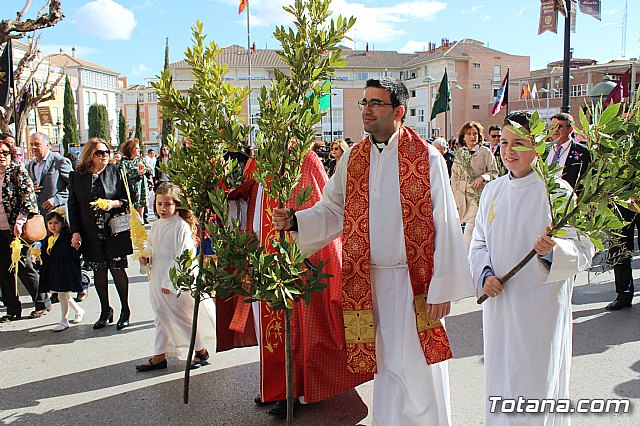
[68,138,133,330]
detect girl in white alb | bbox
[135,183,216,372]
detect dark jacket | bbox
[153,157,171,190]
[68,164,133,262]
[27,153,73,215]
[1,161,38,229]
[39,231,83,293]
[562,141,591,190]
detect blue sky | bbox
[5,0,640,84]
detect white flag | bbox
[530,83,538,100]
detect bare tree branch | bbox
[0,0,64,43]
[17,0,34,22]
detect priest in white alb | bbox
[273,77,474,426]
[470,111,594,425]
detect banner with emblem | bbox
[538,0,559,35]
[37,106,54,125]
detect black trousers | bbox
[0,230,50,316]
[610,207,640,302]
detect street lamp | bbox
[449,85,463,140]
[423,75,435,138]
[538,87,559,120]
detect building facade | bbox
[117,77,162,151]
[509,58,639,129]
[47,48,120,146]
[169,38,530,143]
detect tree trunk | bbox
[183,226,206,403]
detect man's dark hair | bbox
[504,110,532,131]
[148,149,155,154]
[365,77,409,121]
[488,125,502,133]
[550,112,574,126]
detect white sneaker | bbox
[52,322,69,332]
[71,309,85,324]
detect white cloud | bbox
[479,15,491,22]
[515,5,528,17]
[219,0,447,45]
[39,44,98,57]
[399,40,432,53]
[132,64,151,76]
[460,4,484,14]
[75,0,137,40]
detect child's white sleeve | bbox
[539,226,595,283]
[469,191,492,298]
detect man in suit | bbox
[27,132,72,215]
[546,113,591,190]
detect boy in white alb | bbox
[470,111,594,426]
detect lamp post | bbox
[449,85,463,140]
[538,87,559,120]
[423,75,435,138]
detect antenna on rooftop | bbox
[621,0,627,58]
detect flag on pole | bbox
[520,85,526,100]
[604,68,631,106]
[579,0,601,21]
[491,69,509,116]
[238,0,248,14]
[430,69,450,120]
[0,40,14,107]
[538,0,559,34]
[531,83,538,100]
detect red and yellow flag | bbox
[238,0,248,14]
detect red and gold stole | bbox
[342,126,452,374]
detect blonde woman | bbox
[450,121,498,250]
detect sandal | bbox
[29,308,50,319]
[190,350,210,370]
[0,314,21,323]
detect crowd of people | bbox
[1,75,638,425]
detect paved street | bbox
[1,249,639,425]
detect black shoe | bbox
[190,350,210,369]
[605,298,632,311]
[50,294,59,304]
[268,399,301,417]
[136,358,167,372]
[116,311,130,330]
[0,314,21,323]
[93,307,114,329]
[254,395,273,406]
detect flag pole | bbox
[246,1,253,146]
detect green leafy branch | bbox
[478,100,640,304]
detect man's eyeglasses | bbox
[0,149,11,157]
[94,150,110,157]
[358,100,394,111]
[490,134,501,139]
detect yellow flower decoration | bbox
[30,245,42,264]
[9,237,23,293]
[9,237,22,272]
[129,210,150,260]
[90,199,111,210]
[52,207,66,218]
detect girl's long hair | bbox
[154,182,197,239]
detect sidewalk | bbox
[1,251,638,425]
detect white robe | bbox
[469,172,594,426]
[147,215,217,357]
[295,131,474,426]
